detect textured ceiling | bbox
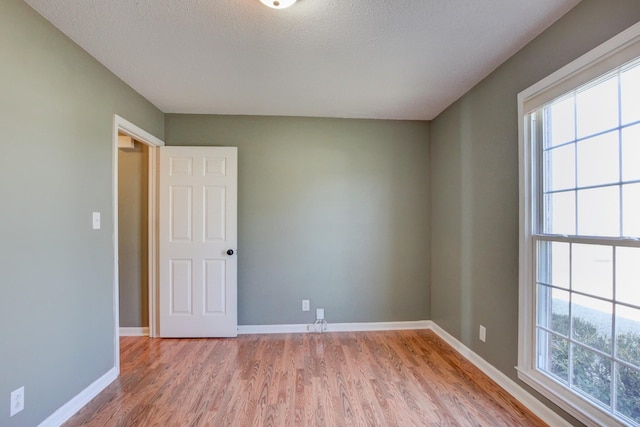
[24,0,580,120]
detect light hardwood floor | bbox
[64,329,546,426]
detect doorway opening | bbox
[112,115,164,372]
[118,136,149,336]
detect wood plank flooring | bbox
[64,329,546,426]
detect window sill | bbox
[517,367,629,427]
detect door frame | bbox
[112,114,164,371]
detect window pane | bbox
[537,241,570,289]
[572,294,613,354]
[616,305,640,368]
[616,247,640,306]
[577,186,620,237]
[538,242,549,284]
[553,242,570,289]
[577,75,619,139]
[616,364,640,424]
[538,329,569,383]
[572,244,613,300]
[622,62,640,125]
[573,344,612,407]
[623,183,640,238]
[576,131,619,188]
[545,191,575,235]
[546,144,575,191]
[621,124,640,182]
[538,285,571,335]
[548,95,576,147]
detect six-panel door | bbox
[158,146,237,337]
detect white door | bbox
[158,146,237,337]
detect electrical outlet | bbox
[316,308,325,320]
[479,325,486,343]
[302,300,310,311]
[10,386,24,417]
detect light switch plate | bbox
[92,212,101,230]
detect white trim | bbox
[237,320,431,335]
[112,119,120,373]
[428,323,573,427]
[328,320,431,332]
[112,115,164,373]
[119,327,150,336]
[238,324,309,334]
[114,115,164,148]
[517,93,535,373]
[37,368,117,427]
[147,146,159,338]
[517,369,626,427]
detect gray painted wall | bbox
[5,0,638,425]
[165,115,431,325]
[118,145,149,328]
[430,0,640,425]
[0,0,164,425]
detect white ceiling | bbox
[24,0,580,120]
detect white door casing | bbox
[158,146,238,337]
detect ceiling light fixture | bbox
[260,0,297,9]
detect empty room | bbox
[2,0,640,426]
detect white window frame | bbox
[518,22,640,427]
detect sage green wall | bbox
[0,0,164,425]
[430,0,640,424]
[165,115,431,325]
[118,145,149,328]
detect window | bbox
[519,24,640,427]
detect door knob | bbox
[227,249,234,256]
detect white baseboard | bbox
[38,367,117,427]
[119,327,149,336]
[238,323,308,334]
[237,320,431,335]
[427,322,572,427]
[329,320,432,332]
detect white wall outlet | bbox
[10,386,24,417]
[92,212,101,230]
[479,325,486,343]
[316,308,325,320]
[302,300,310,311]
